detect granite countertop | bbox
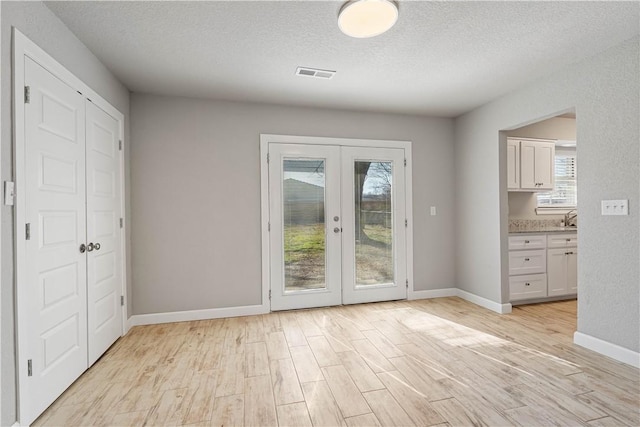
[508,219,578,234]
[509,226,578,234]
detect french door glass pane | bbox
[283,159,326,291]
[354,161,394,285]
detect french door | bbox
[268,143,407,310]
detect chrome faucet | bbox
[564,209,578,227]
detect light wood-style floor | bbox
[34,297,639,426]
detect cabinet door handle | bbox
[525,283,530,286]
[524,258,530,261]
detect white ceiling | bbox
[45,1,639,117]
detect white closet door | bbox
[23,57,88,424]
[86,100,123,366]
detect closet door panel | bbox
[22,57,88,425]
[86,100,123,366]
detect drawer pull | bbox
[524,240,530,244]
[566,238,571,242]
[525,283,530,286]
[524,258,530,261]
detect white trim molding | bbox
[408,288,512,314]
[574,332,640,368]
[128,304,269,327]
[409,288,457,300]
[456,289,513,314]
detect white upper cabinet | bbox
[508,138,555,191]
[507,139,520,189]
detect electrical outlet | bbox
[601,199,628,216]
[430,206,437,216]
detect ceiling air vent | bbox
[296,67,336,80]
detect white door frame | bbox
[13,28,127,424]
[260,134,415,310]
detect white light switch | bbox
[4,181,15,206]
[430,206,437,216]
[601,199,628,216]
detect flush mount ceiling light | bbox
[338,0,398,38]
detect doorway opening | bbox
[501,110,578,311]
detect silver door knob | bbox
[333,216,340,222]
[79,244,86,253]
[333,227,341,233]
[87,242,95,252]
[94,243,101,251]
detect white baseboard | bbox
[125,315,135,333]
[126,288,512,329]
[455,289,512,314]
[127,304,269,327]
[409,288,457,300]
[409,287,512,314]
[574,332,640,368]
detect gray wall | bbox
[1,2,131,424]
[455,36,639,352]
[130,94,455,315]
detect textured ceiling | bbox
[45,1,639,117]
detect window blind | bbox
[537,155,577,207]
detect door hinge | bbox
[405,219,408,227]
[120,296,125,306]
[267,153,270,163]
[119,140,122,151]
[25,223,31,240]
[120,218,124,228]
[27,359,32,376]
[269,290,272,300]
[268,222,270,232]
[404,158,407,167]
[24,86,30,104]
[406,279,409,289]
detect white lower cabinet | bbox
[509,274,547,300]
[547,247,578,297]
[509,232,577,302]
[508,249,546,275]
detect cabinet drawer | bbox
[509,249,546,275]
[547,233,578,248]
[508,235,546,250]
[510,274,547,301]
